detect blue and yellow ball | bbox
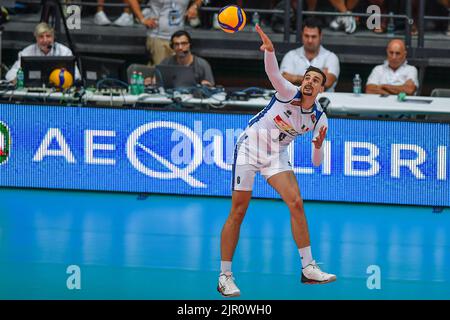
[217,5,246,33]
[49,68,73,90]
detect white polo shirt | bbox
[366,60,419,88]
[5,42,81,82]
[280,45,340,92]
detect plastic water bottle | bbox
[130,71,138,95]
[397,92,407,102]
[137,72,145,94]
[16,68,24,90]
[353,74,361,96]
[387,12,395,37]
[252,12,260,31]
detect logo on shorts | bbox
[237,176,241,184]
[0,121,11,165]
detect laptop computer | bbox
[21,56,76,88]
[155,64,197,88]
[80,56,126,88]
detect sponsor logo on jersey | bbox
[273,115,298,136]
[284,110,292,118]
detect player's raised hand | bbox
[255,24,274,52]
[312,126,327,149]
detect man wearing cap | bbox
[5,22,81,83]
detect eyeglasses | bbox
[172,41,189,47]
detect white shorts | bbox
[231,135,293,191]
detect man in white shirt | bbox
[365,39,419,95]
[5,22,80,83]
[280,17,340,92]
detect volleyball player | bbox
[217,25,336,297]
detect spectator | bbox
[128,0,203,66]
[93,0,134,27]
[5,22,80,83]
[280,17,340,91]
[158,30,215,86]
[271,0,318,33]
[328,0,358,34]
[365,39,418,95]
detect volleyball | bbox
[217,5,246,33]
[49,68,73,90]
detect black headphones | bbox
[169,30,192,49]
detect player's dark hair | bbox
[302,17,322,34]
[304,66,327,86]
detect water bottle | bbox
[353,74,361,96]
[16,68,24,90]
[130,71,138,95]
[137,72,145,94]
[252,11,260,31]
[387,12,395,37]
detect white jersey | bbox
[246,90,327,152]
[237,50,328,164]
[231,50,328,191]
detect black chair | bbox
[430,88,450,98]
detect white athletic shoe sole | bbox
[301,273,337,285]
[217,285,240,297]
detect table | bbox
[2,88,450,117]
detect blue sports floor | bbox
[0,187,449,300]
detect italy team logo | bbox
[0,121,10,165]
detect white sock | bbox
[299,246,313,268]
[220,261,232,274]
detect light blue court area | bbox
[0,187,449,300]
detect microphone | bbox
[178,50,189,58]
[47,44,53,50]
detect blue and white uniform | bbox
[232,50,328,191]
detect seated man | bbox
[5,22,81,84]
[365,39,418,95]
[157,30,215,87]
[280,17,340,92]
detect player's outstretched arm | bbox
[255,24,297,101]
[255,24,274,52]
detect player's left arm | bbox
[311,115,328,166]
